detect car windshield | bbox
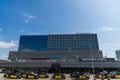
[100,71,108,74]
[74,72,82,75]
[109,71,118,75]
[116,72,120,75]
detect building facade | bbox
[116,50,120,60]
[9,33,103,60]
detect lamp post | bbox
[89,45,95,80]
[92,51,95,80]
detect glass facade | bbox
[18,35,48,51]
[48,34,99,51]
[18,33,99,51]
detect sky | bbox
[0,0,120,59]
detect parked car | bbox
[95,71,109,79]
[25,72,39,79]
[19,72,29,78]
[110,72,120,79]
[38,72,49,78]
[38,69,49,78]
[4,72,21,79]
[109,71,118,78]
[70,72,89,80]
[52,73,65,79]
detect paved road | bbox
[0,74,120,80]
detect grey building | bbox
[116,50,120,60]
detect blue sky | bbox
[0,0,120,59]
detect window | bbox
[72,54,78,59]
[19,54,26,59]
[93,54,97,59]
[64,54,69,59]
[13,55,18,60]
[82,54,88,59]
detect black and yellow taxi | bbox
[95,71,109,79]
[4,72,21,79]
[26,72,39,79]
[110,72,120,79]
[109,71,117,78]
[70,72,89,80]
[4,73,10,78]
[52,73,66,79]
[20,72,29,78]
[38,72,49,78]
[38,69,49,78]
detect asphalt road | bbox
[0,74,120,80]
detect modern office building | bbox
[9,33,103,60]
[116,50,120,60]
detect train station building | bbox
[9,33,103,60]
[1,33,119,73]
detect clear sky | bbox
[0,0,120,59]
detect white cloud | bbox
[0,41,18,49]
[11,40,19,44]
[0,54,8,60]
[20,10,36,23]
[94,26,118,32]
[25,20,29,23]
[0,28,2,32]
[100,43,120,59]
[29,15,36,19]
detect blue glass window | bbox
[93,54,97,59]
[18,35,48,51]
[73,54,78,59]
[13,55,18,60]
[19,54,26,59]
[18,34,99,51]
[82,54,88,59]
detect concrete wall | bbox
[9,51,103,60]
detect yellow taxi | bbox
[26,72,39,79]
[10,74,18,79]
[110,72,120,79]
[4,73,21,79]
[52,73,65,79]
[95,71,109,79]
[70,72,89,80]
[38,72,49,78]
[21,73,27,78]
[79,75,87,79]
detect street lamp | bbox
[92,51,95,79]
[89,45,95,79]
